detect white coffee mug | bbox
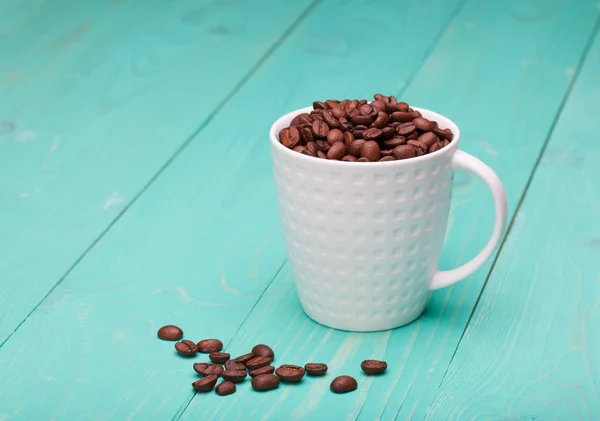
[270,106,507,332]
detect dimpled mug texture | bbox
[270,107,460,331]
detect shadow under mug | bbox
[270,106,507,332]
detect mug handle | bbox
[430,150,508,290]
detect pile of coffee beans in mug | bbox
[157,324,388,396]
[278,95,454,162]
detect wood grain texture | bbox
[0,0,314,345]
[175,1,600,420]
[0,0,463,420]
[425,23,600,421]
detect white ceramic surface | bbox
[270,106,507,331]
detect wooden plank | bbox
[174,1,600,420]
[0,0,463,419]
[424,23,600,421]
[0,0,314,344]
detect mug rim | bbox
[269,106,461,166]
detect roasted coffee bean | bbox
[390,111,412,123]
[363,128,383,140]
[413,117,434,131]
[352,127,366,139]
[287,126,301,148]
[381,136,406,149]
[301,148,315,157]
[249,366,275,377]
[379,156,396,162]
[347,108,360,119]
[343,131,355,147]
[300,127,314,144]
[348,139,365,157]
[330,375,357,393]
[306,142,319,156]
[317,150,327,159]
[331,106,345,119]
[197,339,223,353]
[246,356,273,370]
[175,340,197,357]
[372,114,388,129]
[327,142,346,160]
[209,352,230,364]
[388,95,397,105]
[316,140,330,153]
[293,145,306,153]
[434,127,454,140]
[225,360,246,371]
[275,365,305,382]
[357,157,370,162]
[221,370,247,383]
[359,104,377,118]
[351,115,373,127]
[371,99,387,113]
[325,99,340,108]
[216,381,236,396]
[410,110,422,118]
[360,140,381,162]
[396,102,409,112]
[290,113,312,126]
[312,119,329,139]
[361,360,388,374]
[407,132,419,140]
[232,353,254,365]
[373,93,387,101]
[157,325,183,341]
[381,126,396,139]
[396,122,416,136]
[443,139,450,147]
[380,149,394,157]
[192,375,218,392]
[384,101,397,113]
[194,363,223,376]
[322,110,338,128]
[408,139,427,155]
[418,131,439,148]
[393,144,417,160]
[304,363,328,376]
[342,155,358,162]
[313,101,327,110]
[429,141,444,153]
[252,374,280,391]
[337,116,350,131]
[326,128,344,146]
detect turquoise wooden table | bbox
[1,0,600,419]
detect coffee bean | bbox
[316,140,330,152]
[327,142,346,160]
[357,157,370,162]
[304,363,328,376]
[418,131,439,148]
[360,140,381,162]
[381,126,396,139]
[306,142,319,156]
[348,139,365,157]
[434,127,454,140]
[359,104,377,119]
[175,340,197,357]
[388,95,397,105]
[371,99,387,113]
[361,360,388,374]
[341,155,358,162]
[209,352,230,364]
[313,101,327,110]
[379,156,395,162]
[372,113,389,129]
[246,356,273,370]
[396,122,416,136]
[381,136,406,149]
[413,117,435,131]
[322,110,338,128]
[221,370,247,383]
[429,141,444,153]
[197,339,223,353]
[325,99,340,109]
[330,375,357,393]
[373,93,387,101]
[252,374,280,391]
[380,149,394,157]
[343,131,355,147]
[393,144,417,160]
[337,117,350,131]
[249,366,275,377]
[216,381,236,396]
[351,115,373,127]
[290,113,312,126]
[407,132,419,140]
[407,139,427,155]
[293,145,305,153]
[326,128,344,146]
[192,375,218,392]
[232,353,254,365]
[396,102,409,112]
[347,108,360,119]
[352,127,366,139]
[390,111,412,123]
[157,325,183,341]
[317,150,327,159]
[312,119,329,139]
[225,360,246,371]
[384,101,397,114]
[363,128,382,140]
[275,365,305,382]
[300,127,314,144]
[410,110,422,118]
[443,139,450,147]
[331,106,345,119]
[301,148,314,156]
[194,363,223,376]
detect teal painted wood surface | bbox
[1,0,600,420]
[425,24,600,421]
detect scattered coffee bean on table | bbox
[225,360,246,371]
[197,339,223,353]
[278,95,454,162]
[232,353,254,365]
[216,381,236,396]
[252,344,275,359]
[275,365,305,382]
[330,375,357,393]
[246,356,273,370]
[157,325,183,341]
[361,360,387,375]
[209,352,230,364]
[251,374,280,391]
[193,363,223,377]
[221,370,247,383]
[192,375,218,392]
[249,365,275,377]
[304,363,328,376]
[175,340,198,357]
